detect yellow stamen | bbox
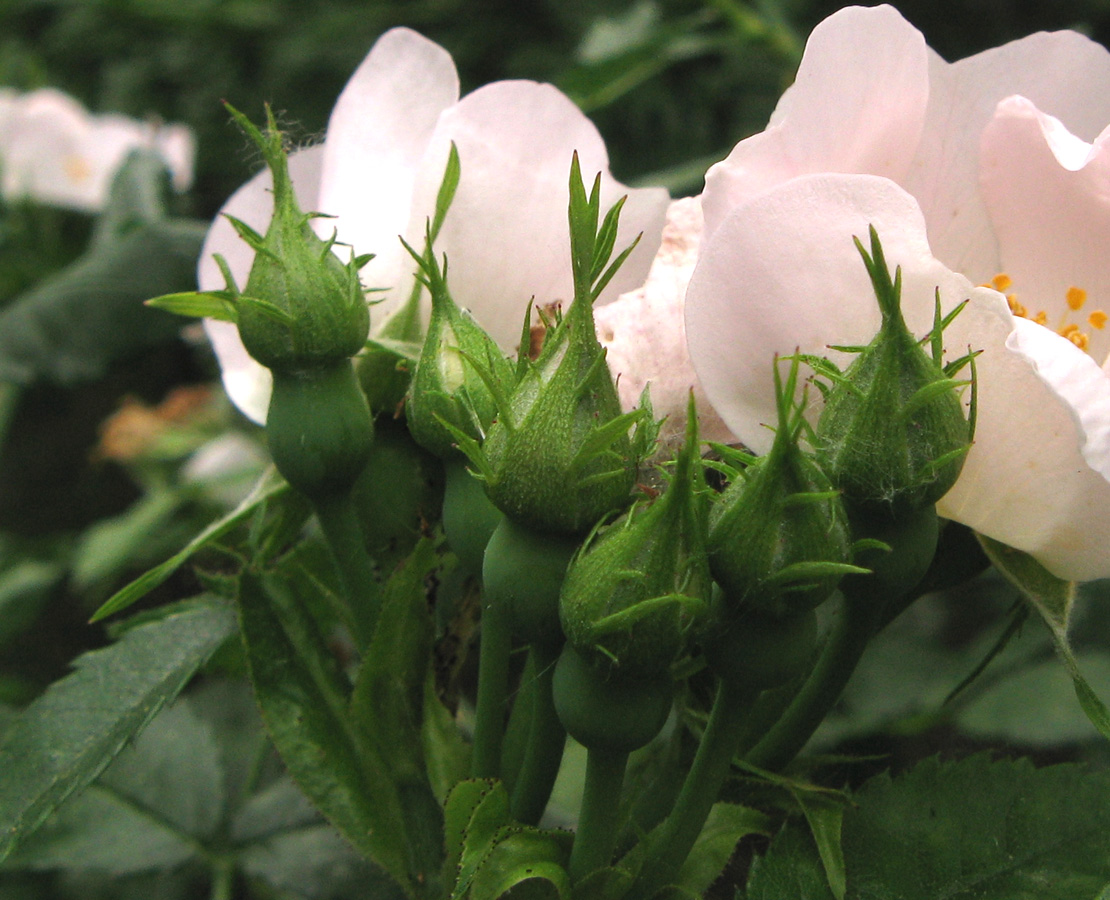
[1060,323,1080,338]
[1068,330,1090,351]
[1089,310,1108,330]
[1033,311,1048,326]
[1067,286,1087,310]
[1006,295,1026,317]
[991,273,1013,292]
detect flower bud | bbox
[560,398,711,677]
[459,157,653,536]
[708,358,862,616]
[406,247,514,461]
[816,227,973,515]
[224,107,370,372]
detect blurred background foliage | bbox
[1,2,1110,895]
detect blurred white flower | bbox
[199,27,668,424]
[0,87,194,212]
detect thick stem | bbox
[313,492,381,649]
[471,593,514,779]
[631,678,758,899]
[742,588,882,772]
[509,641,566,825]
[569,746,629,883]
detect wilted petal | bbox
[596,197,732,448]
[410,80,668,350]
[198,146,324,423]
[316,28,460,311]
[979,95,1110,365]
[907,29,1110,279]
[702,4,930,238]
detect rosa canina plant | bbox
[197,26,667,424]
[686,3,1110,582]
[12,9,1110,900]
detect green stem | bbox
[313,492,381,648]
[630,678,758,899]
[510,641,566,825]
[569,746,629,883]
[742,587,883,771]
[472,592,514,779]
[501,651,537,796]
[209,858,235,900]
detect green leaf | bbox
[453,782,513,900]
[4,700,224,874]
[469,829,572,900]
[744,823,835,900]
[444,780,501,890]
[350,538,445,892]
[144,291,237,321]
[794,798,845,900]
[843,755,1110,899]
[91,467,289,622]
[0,597,236,860]
[238,566,420,897]
[977,535,1110,741]
[675,803,770,897]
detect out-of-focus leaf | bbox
[0,151,206,386]
[0,597,235,860]
[4,700,224,873]
[91,467,288,622]
[71,490,182,591]
[978,535,1110,742]
[240,824,406,900]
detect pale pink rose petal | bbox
[907,29,1110,281]
[687,173,998,454]
[595,197,733,448]
[978,95,1110,366]
[410,80,668,351]
[939,319,1110,581]
[702,4,930,238]
[316,27,460,311]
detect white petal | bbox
[702,4,930,238]
[906,28,1110,280]
[595,197,733,448]
[939,318,1110,581]
[978,95,1110,364]
[197,146,324,423]
[315,27,459,314]
[687,173,979,454]
[409,79,667,351]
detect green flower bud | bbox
[223,107,370,372]
[560,398,711,677]
[406,244,515,461]
[816,227,974,515]
[462,157,652,536]
[708,358,863,616]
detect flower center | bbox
[988,273,1107,354]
